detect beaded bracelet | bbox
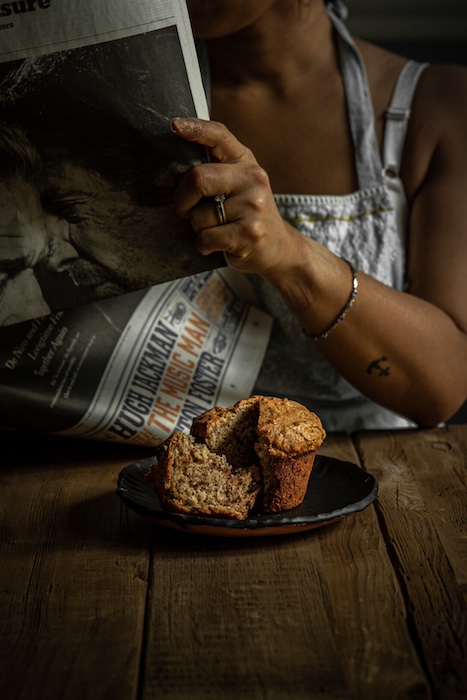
[303,259,359,341]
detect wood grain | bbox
[354,428,467,700]
[0,434,153,700]
[318,433,430,700]
[143,525,349,699]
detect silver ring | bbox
[214,194,227,225]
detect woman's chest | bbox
[210,81,362,196]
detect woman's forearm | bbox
[274,242,467,426]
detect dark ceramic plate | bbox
[116,455,378,537]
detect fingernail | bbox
[171,117,202,140]
[171,118,183,132]
[171,117,192,133]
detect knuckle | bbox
[250,164,270,187]
[196,230,214,256]
[189,202,211,232]
[243,163,271,198]
[247,189,270,218]
[241,145,256,162]
[216,121,231,140]
[217,121,238,149]
[188,208,203,231]
[189,164,211,196]
[246,218,266,243]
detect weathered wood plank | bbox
[141,433,428,700]
[318,433,430,700]
[354,428,467,700]
[143,525,349,699]
[0,433,153,700]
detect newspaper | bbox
[0,0,222,327]
[0,268,272,444]
[0,0,272,445]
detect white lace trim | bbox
[274,186,387,207]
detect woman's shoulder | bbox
[403,62,467,199]
[354,39,408,112]
[411,62,467,120]
[356,38,467,199]
[355,37,467,120]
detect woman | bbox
[171,0,467,430]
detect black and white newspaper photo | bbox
[0,0,223,328]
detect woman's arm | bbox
[171,101,467,427]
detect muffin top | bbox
[255,396,326,457]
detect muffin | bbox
[146,396,326,518]
[147,432,260,519]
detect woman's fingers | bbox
[171,117,261,218]
[183,194,247,258]
[196,222,239,258]
[187,196,229,233]
[171,117,270,217]
[173,161,234,217]
[171,116,298,277]
[171,117,251,163]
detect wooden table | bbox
[1,425,466,700]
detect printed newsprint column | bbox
[0,0,224,328]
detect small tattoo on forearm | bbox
[367,356,390,377]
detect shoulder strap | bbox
[383,61,429,175]
[326,6,384,189]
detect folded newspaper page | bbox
[0,0,273,444]
[0,0,223,327]
[0,269,272,445]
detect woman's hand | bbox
[171,117,306,282]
